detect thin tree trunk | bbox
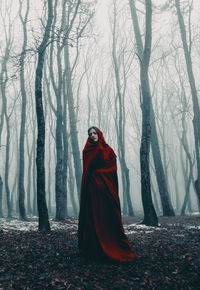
[139,0,158,226]
[64,44,82,200]
[26,130,33,215]
[1,69,11,218]
[5,115,11,218]
[35,0,53,232]
[68,146,78,216]
[0,176,3,217]
[180,110,194,215]
[151,180,160,215]
[18,0,29,220]
[129,0,174,217]
[150,113,175,216]
[48,0,67,220]
[175,0,200,206]
[169,80,197,213]
[62,77,68,217]
[1,26,12,218]
[112,2,134,216]
[32,115,37,216]
[47,131,52,216]
[181,157,193,216]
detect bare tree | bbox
[138,0,158,226]
[111,1,134,216]
[175,0,200,206]
[68,143,78,216]
[129,0,174,217]
[0,176,3,217]
[0,7,14,218]
[48,0,67,220]
[63,0,94,200]
[26,125,34,215]
[18,0,30,220]
[35,0,53,231]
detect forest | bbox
[0,0,199,289]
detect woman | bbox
[78,127,136,262]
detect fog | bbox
[0,0,200,222]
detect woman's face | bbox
[89,128,98,142]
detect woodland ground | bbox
[0,215,199,289]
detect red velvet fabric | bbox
[78,128,136,262]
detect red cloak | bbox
[78,128,136,262]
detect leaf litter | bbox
[0,215,199,289]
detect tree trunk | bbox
[5,115,11,218]
[181,158,193,216]
[129,0,174,217]
[140,0,158,226]
[1,71,11,218]
[47,1,67,220]
[64,44,82,200]
[150,111,175,216]
[151,180,161,215]
[47,131,52,216]
[27,145,33,215]
[0,26,12,218]
[112,2,134,216]
[0,176,3,217]
[175,0,200,206]
[180,110,194,215]
[54,75,66,220]
[62,79,68,217]
[35,0,53,232]
[55,104,65,220]
[26,131,33,215]
[32,127,37,216]
[68,145,78,216]
[18,0,29,220]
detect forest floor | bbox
[0,215,200,290]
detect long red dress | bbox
[78,128,136,262]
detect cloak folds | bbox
[78,128,136,262]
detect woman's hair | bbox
[88,126,98,136]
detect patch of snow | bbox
[190,212,200,216]
[126,230,137,235]
[185,225,200,230]
[0,218,78,232]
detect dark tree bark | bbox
[1,42,12,218]
[25,120,34,215]
[18,0,29,220]
[49,25,65,220]
[150,115,175,216]
[139,0,158,226]
[0,101,4,148]
[4,106,11,218]
[62,76,69,217]
[26,132,33,215]
[48,1,68,220]
[0,176,3,217]
[32,103,37,216]
[129,0,174,217]
[175,0,200,206]
[47,131,52,216]
[35,0,53,232]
